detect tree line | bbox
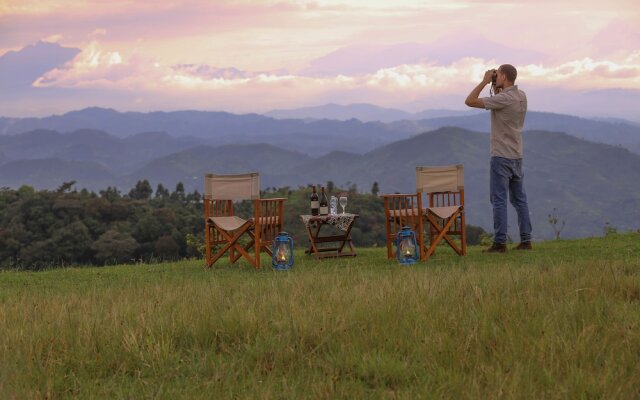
[0,180,486,269]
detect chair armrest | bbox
[381,193,418,198]
[257,197,287,203]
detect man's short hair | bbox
[499,64,517,83]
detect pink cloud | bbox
[593,64,639,79]
[29,40,640,116]
[2,0,640,118]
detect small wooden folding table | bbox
[300,213,359,259]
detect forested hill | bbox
[0,185,427,269]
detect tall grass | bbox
[1,234,639,398]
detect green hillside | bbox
[1,234,639,398]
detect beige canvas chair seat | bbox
[388,207,458,220]
[207,215,281,231]
[204,172,286,269]
[208,216,249,232]
[427,205,461,220]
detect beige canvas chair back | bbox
[204,172,260,200]
[416,164,464,194]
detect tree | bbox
[49,220,93,263]
[155,183,170,199]
[56,181,77,193]
[155,235,180,260]
[465,224,488,246]
[18,240,55,269]
[548,208,566,240]
[171,182,185,201]
[99,186,121,202]
[371,181,380,196]
[128,179,153,200]
[186,189,202,204]
[326,181,335,193]
[132,213,165,244]
[0,222,29,267]
[17,185,35,198]
[92,230,138,265]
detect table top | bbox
[300,213,359,231]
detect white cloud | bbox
[519,58,640,88]
[42,34,63,43]
[33,41,148,88]
[23,40,640,115]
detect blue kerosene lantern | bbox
[396,226,419,265]
[272,232,294,270]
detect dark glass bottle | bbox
[310,185,319,216]
[319,186,329,215]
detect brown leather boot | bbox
[483,242,507,253]
[514,241,533,250]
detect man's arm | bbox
[465,69,494,108]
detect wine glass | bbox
[339,195,348,214]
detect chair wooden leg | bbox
[209,223,257,268]
[385,219,394,260]
[460,211,467,256]
[386,234,394,260]
[431,223,437,257]
[230,238,254,263]
[244,230,260,269]
[210,240,236,266]
[425,212,460,260]
[205,224,213,268]
[442,234,463,255]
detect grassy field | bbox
[1,234,639,399]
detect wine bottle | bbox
[319,186,329,215]
[310,185,319,216]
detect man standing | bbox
[465,64,532,252]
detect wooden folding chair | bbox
[204,172,286,269]
[417,164,466,261]
[382,193,425,260]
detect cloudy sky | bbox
[1,0,639,120]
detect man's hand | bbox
[483,69,496,85]
[465,69,496,108]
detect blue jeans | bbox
[490,157,532,244]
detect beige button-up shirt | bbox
[482,85,527,159]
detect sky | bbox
[1,0,639,120]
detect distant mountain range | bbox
[0,129,204,174]
[388,112,640,152]
[265,103,480,122]
[2,106,640,158]
[0,108,416,155]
